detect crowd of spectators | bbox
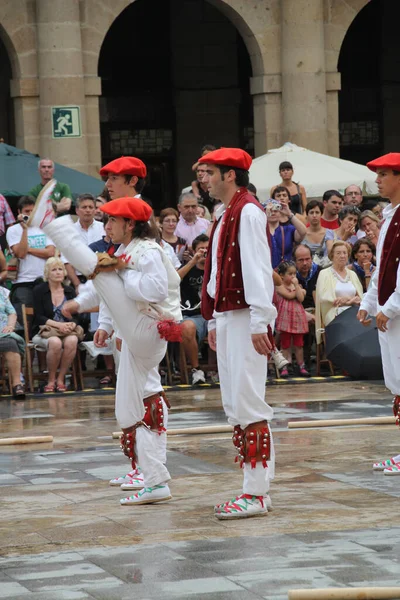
[0,151,387,396]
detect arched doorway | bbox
[0,33,14,146]
[98,0,253,210]
[338,0,400,164]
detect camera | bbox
[22,215,30,223]
[203,251,207,258]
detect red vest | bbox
[201,187,268,320]
[378,205,400,306]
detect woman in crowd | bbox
[0,286,25,398]
[32,257,79,392]
[315,241,363,343]
[196,204,211,221]
[270,161,307,215]
[159,207,187,263]
[325,206,360,254]
[267,189,307,268]
[275,261,309,377]
[359,210,381,247]
[301,200,328,263]
[349,238,376,293]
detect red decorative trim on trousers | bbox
[232,421,271,469]
[393,395,400,427]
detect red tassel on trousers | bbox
[157,320,183,342]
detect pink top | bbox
[175,216,209,246]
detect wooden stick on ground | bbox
[112,425,233,439]
[288,416,395,429]
[0,436,54,446]
[288,587,400,599]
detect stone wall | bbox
[0,0,371,178]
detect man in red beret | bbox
[199,148,277,519]
[29,160,182,505]
[358,153,400,475]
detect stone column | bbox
[281,0,328,154]
[84,77,102,178]
[326,72,341,157]
[250,75,283,156]
[10,78,40,156]
[36,0,88,172]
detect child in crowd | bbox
[275,261,309,377]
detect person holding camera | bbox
[178,234,209,385]
[6,196,55,329]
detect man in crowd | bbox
[358,152,400,476]
[344,185,363,207]
[65,194,105,291]
[320,190,343,229]
[178,233,209,385]
[29,158,73,215]
[6,195,55,327]
[175,193,209,248]
[294,245,321,310]
[200,147,277,519]
[294,244,321,367]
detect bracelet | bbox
[288,213,294,221]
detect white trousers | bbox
[215,308,275,495]
[378,314,400,396]
[45,216,170,487]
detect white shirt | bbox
[360,203,400,319]
[74,219,105,246]
[207,201,277,334]
[6,224,54,284]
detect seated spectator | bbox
[315,241,363,343]
[247,183,259,201]
[302,200,328,263]
[275,261,309,377]
[326,206,360,254]
[270,161,307,215]
[0,193,15,238]
[343,185,363,207]
[359,210,381,247]
[175,193,209,249]
[0,248,7,284]
[349,238,376,293]
[320,190,343,229]
[95,196,107,222]
[294,245,321,310]
[65,194,105,291]
[159,208,187,263]
[6,196,55,329]
[32,258,79,392]
[267,193,307,269]
[0,286,25,398]
[196,204,211,221]
[178,234,209,385]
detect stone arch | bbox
[324,0,370,73]
[81,0,273,79]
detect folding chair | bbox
[316,330,334,376]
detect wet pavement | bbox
[0,380,399,599]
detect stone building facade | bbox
[0,0,396,205]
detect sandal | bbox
[12,383,26,400]
[56,382,67,393]
[44,383,56,393]
[99,375,112,385]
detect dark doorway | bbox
[338,0,400,164]
[98,0,252,211]
[0,34,14,146]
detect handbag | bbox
[39,323,85,341]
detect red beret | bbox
[367,153,400,173]
[100,197,152,222]
[99,157,147,178]
[198,148,252,171]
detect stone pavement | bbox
[0,381,399,599]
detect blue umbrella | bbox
[0,142,104,197]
